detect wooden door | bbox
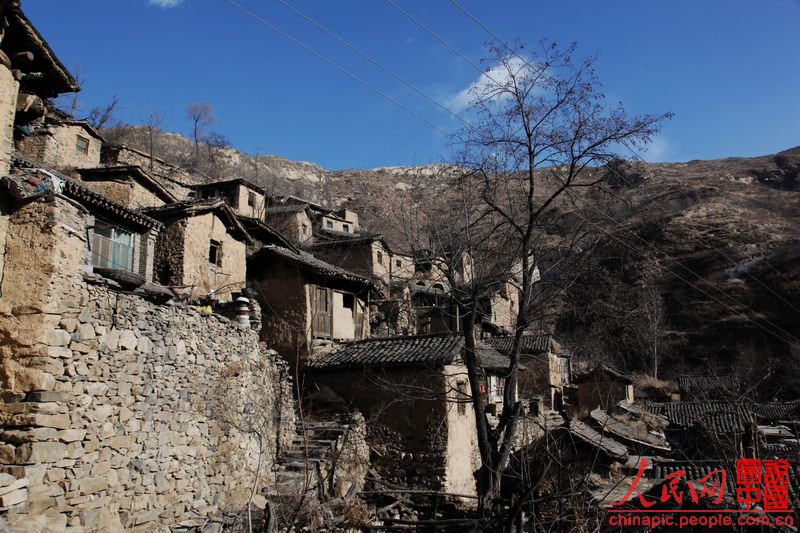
[312,287,332,337]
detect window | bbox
[92,223,134,272]
[301,223,308,237]
[248,192,256,207]
[377,251,383,265]
[457,381,469,415]
[326,220,333,230]
[395,259,402,268]
[75,136,89,155]
[342,224,350,233]
[209,240,222,266]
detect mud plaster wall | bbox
[0,196,295,531]
[0,65,18,176]
[309,366,476,492]
[252,260,311,369]
[83,181,165,210]
[232,184,264,219]
[180,213,246,301]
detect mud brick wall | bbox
[0,196,295,531]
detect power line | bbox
[437,0,800,333]
[384,0,498,84]
[567,193,800,347]
[226,0,450,135]
[600,156,800,318]
[625,144,800,294]
[276,0,473,129]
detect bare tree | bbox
[87,95,120,130]
[395,40,670,526]
[187,102,217,160]
[639,285,666,379]
[143,110,165,173]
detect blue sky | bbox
[26,0,800,170]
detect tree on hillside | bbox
[143,109,165,173]
[394,40,670,528]
[187,102,217,160]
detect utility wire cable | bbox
[226,0,450,135]
[443,0,800,322]
[567,191,800,346]
[276,0,473,130]
[600,155,800,318]
[624,144,800,292]
[385,0,499,85]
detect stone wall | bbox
[153,218,186,289]
[0,196,295,531]
[17,124,101,172]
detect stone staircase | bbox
[266,415,351,503]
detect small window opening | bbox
[342,223,350,233]
[301,223,308,236]
[76,135,89,155]
[209,240,222,266]
[377,251,383,265]
[457,381,468,415]
[248,192,256,207]
[326,220,334,230]
[342,293,355,310]
[395,259,402,268]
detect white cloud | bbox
[446,56,531,112]
[148,0,183,7]
[641,135,670,162]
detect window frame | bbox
[209,239,222,267]
[75,135,90,155]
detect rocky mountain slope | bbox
[110,126,800,396]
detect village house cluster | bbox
[0,2,797,530]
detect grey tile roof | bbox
[249,244,370,286]
[642,401,800,429]
[566,419,628,460]
[140,199,251,242]
[678,375,739,396]
[309,333,508,371]
[10,153,162,231]
[488,334,553,355]
[266,204,310,215]
[590,407,671,451]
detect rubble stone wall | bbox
[18,124,101,172]
[0,197,295,531]
[153,218,187,288]
[0,65,18,176]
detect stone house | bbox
[17,117,102,172]
[308,233,394,284]
[9,153,162,285]
[100,143,194,199]
[265,202,314,244]
[237,214,298,256]
[266,195,360,243]
[142,199,251,301]
[307,332,509,498]
[572,365,634,418]
[0,0,80,288]
[188,178,266,219]
[247,244,372,369]
[489,334,571,411]
[0,174,293,529]
[78,165,178,209]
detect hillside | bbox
[110,126,800,395]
